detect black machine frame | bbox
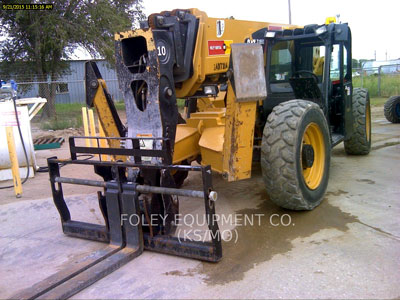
[263,23,354,146]
[12,136,221,300]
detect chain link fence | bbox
[3,62,400,104]
[353,64,400,97]
[0,61,123,104]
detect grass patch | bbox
[41,116,83,130]
[370,97,387,107]
[353,74,400,97]
[35,103,85,130]
[36,101,125,130]
[114,101,125,110]
[177,98,185,109]
[54,103,85,114]
[35,98,185,130]
[38,103,82,130]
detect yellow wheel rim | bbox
[301,122,325,190]
[366,103,371,142]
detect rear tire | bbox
[261,100,331,210]
[384,95,400,123]
[344,88,371,155]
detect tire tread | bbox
[261,100,328,210]
[384,95,400,123]
[344,88,371,155]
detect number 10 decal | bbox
[157,46,166,56]
[156,41,169,63]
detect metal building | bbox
[13,60,122,104]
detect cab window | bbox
[330,44,340,81]
[343,46,349,79]
[313,45,325,80]
[270,41,293,82]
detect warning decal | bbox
[208,40,233,56]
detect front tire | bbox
[344,88,371,155]
[384,95,400,123]
[261,100,331,210]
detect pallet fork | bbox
[12,136,221,299]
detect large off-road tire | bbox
[344,88,371,155]
[261,100,331,210]
[384,95,400,123]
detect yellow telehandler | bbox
[14,9,370,299]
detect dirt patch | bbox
[356,179,376,185]
[31,124,84,141]
[372,141,400,151]
[197,190,359,285]
[326,189,349,196]
[164,268,197,277]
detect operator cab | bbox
[263,22,353,146]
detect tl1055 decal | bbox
[213,62,228,71]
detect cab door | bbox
[328,42,352,138]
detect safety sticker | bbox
[208,40,233,56]
[137,133,153,162]
[216,20,225,38]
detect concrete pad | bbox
[0,113,399,299]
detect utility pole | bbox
[385,50,388,61]
[288,0,292,24]
[374,50,376,61]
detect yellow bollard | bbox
[5,126,22,198]
[82,107,90,147]
[97,119,108,161]
[88,109,100,159]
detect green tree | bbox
[0,0,144,119]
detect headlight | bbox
[265,31,276,38]
[203,85,218,96]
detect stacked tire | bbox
[384,96,400,124]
